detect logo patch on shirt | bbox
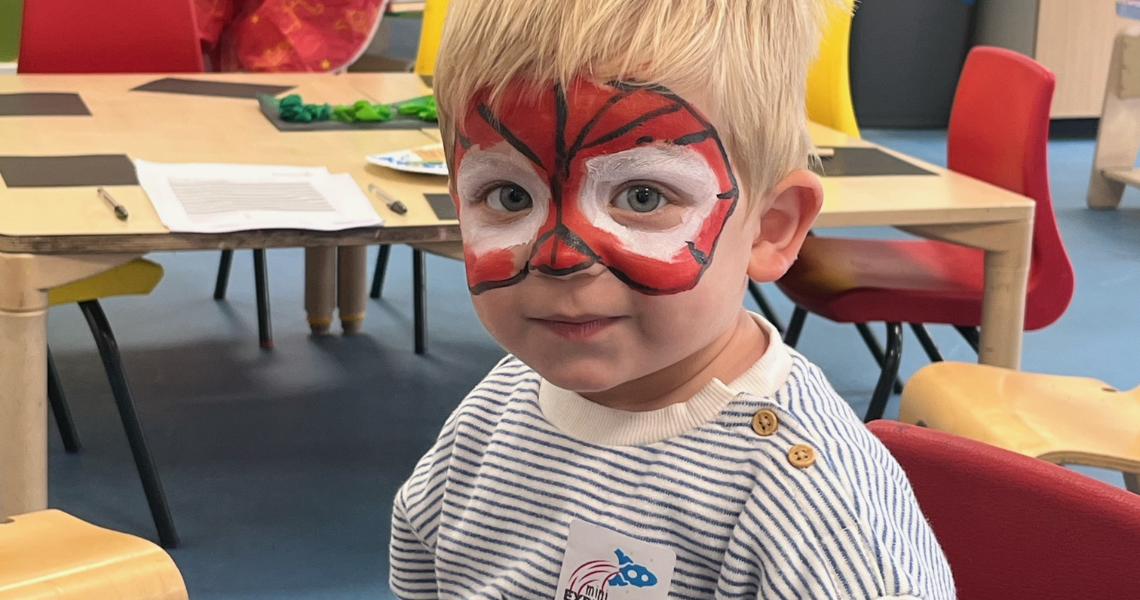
[555,520,676,600]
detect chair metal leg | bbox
[213,250,233,300]
[854,323,905,395]
[910,323,945,363]
[370,245,392,299]
[47,347,81,454]
[955,325,980,353]
[864,322,903,423]
[1125,473,1140,495]
[747,281,784,334]
[413,249,427,354]
[78,301,179,549]
[412,252,426,355]
[783,307,808,348]
[253,249,272,349]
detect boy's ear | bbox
[747,170,823,283]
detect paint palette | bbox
[367,143,448,176]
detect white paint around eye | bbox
[455,144,551,257]
[579,145,722,261]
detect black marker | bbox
[97,187,129,221]
[368,183,408,215]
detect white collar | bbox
[537,313,792,446]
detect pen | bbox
[97,187,129,221]
[368,183,408,215]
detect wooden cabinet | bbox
[977,0,1132,118]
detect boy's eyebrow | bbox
[475,103,547,171]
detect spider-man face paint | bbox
[453,79,739,295]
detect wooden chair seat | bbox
[0,510,187,600]
[899,361,1140,492]
[1089,28,1140,209]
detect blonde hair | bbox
[435,0,833,209]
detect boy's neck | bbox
[581,309,768,412]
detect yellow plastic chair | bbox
[899,361,1140,494]
[806,0,860,138]
[414,0,449,79]
[45,258,178,547]
[0,509,186,600]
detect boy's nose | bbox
[529,226,597,276]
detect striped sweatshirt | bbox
[390,316,955,599]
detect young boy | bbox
[390,1,955,598]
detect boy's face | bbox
[452,78,817,393]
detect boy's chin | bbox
[529,358,635,395]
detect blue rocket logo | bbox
[606,549,658,588]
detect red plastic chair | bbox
[778,46,1074,422]
[18,0,204,73]
[868,421,1140,599]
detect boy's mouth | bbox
[530,315,624,340]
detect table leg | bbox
[0,253,137,518]
[0,280,49,518]
[977,219,1033,368]
[305,247,336,335]
[337,246,368,335]
[902,216,1033,370]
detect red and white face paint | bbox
[453,79,739,295]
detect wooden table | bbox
[0,73,457,518]
[809,123,1035,372]
[0,73,1035,520]
[807,122,1035,372]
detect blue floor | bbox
[43,130,1139,599]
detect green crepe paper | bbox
[277,94,331,122]
[395,96,438,121]
[333,100,393,123]
[273,93,437,124]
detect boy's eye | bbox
[614,185,666,213]
[486,184,533,212]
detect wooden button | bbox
[788,444,816,468]
[751,409,779,436]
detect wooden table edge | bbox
[0,224,461,255]
[812,204,1034,229]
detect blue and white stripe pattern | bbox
[390,353,955,599]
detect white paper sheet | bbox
[135,160,384,233]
